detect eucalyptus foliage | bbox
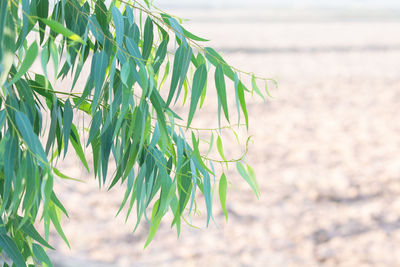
[0,0,273,265]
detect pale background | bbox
[48,0,400,266]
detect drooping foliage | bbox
[0,0,274,265]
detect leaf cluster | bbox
[0,0,272,265]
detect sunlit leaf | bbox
[40,19,85,44]
[216,135,227,161]
[13,217,54,249]
[49,205,70,247]
[10,42,38,85]
[252,74,265,100]
[236,162,259,198]
[219,173,228,221]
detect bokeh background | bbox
[48,0,400,266]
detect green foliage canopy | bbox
[0,0,273,265]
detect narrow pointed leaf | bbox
[10,42,38,85]
[237,82,249,129]
[252,75,265,100]
[48,205,70,248]
[182,27,209,42]
[144,200,162,248]
[14,217,54,249]
[70,125,89,171]
[167,46,185,106]
[236,162,259,198]
[219,173,228,221]
[112,6,124,47]
[40,19,84,44]
[15,111,47,164]
[187,64,207,128]
[216,135,227,161]
[142,17,153,62]
[37,0,48,44]
[215,64,229,122]
[0,234,26,267]
[63,99,73,157]
[92,51,108,112]
[33,243,53,267]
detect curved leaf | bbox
[10,42,38,85]
[40,19,84,44]
[0,234,26,267]
[187,64,207,128]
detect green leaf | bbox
[204,47,234,79]
[42,172,54,215]
[92,51,108,113]
[236,162,259,198]
[0,110,6,128]
[215,64,229,122]
[182,27,209,42]
[142,17,153,62]
[144,200,162,248]
[41,45,49,78]
[191,132,213,175]
[238,81,249,129]
[149,91,168,148]
[187,64,207,128]
[167,45,192,106]
[216,135,227,161]
[265,80,275,98]
[40,18,85,44]
[14,217,54,249]
[51,192,69,217]
[95,0,108,33]
[70,124,89,171]
[0,7,15,86]
[53,167,84,183]
[202,170,212,226]
[0,0,8,43]
[48,205,70,248]
[120,62,131,87]
[15,111,48,164]
[10,42,38,85]
[20,0,30,48]
[49,41,58,78]
[63,99,73,157]
[219,173,228,221]
[33,243,53,267]
[112,6,124,47]
[153,38,168,74]
[252,75,265,100]
[125,38,144,67]
[161,15,188,47]
[246,164,258,191]
[0,234,26,267]
[87,110,102,146]
[36,0,49,44]
[3,133,16,210]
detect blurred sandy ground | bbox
[47,4,400,267]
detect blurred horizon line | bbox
[213,44,400,55]
[153,7,400,23]
[155,0,400,9]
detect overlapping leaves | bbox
[0,0,273,265]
